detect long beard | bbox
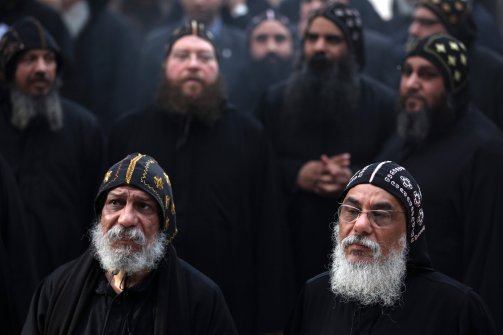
[9,79,63,131]
[397,93,457,145]
[329,225,408,307]
[155,76,226,125]
[284,53,359,131]
[247,53,293,92]
[90,221,167,276]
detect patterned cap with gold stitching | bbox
[95,153,177,244]
[164,20,218,61]
[416,0,476,45]
[407,33,468,96]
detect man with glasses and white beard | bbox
[286,161,496,335]
[22,153,237,335]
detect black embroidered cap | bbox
[164,20,218,61]
[416,0,476,45]
[340,161,425,245]
[246,8,292,38]
[307,2,365,69]
[0,16,62,82]
[95,153,177,244]
[407,33,468,96]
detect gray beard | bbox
[397,107,431,145]
[90,221,167,276]
[329,225,408,307]
[10,83,63,131]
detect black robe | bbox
[286,269,497,334]
[258,75,396,290]
[108,106,294,334]
[0,96,105,281]
[0,153,37,335]
[21,246,238,335]
[376,107,503,333]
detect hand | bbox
[315,153,352,196]
[296,160,324,192]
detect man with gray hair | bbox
[22,153,238,334]
[286,161,497,334]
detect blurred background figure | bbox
[231,8,295,116]
[37,0,142,129]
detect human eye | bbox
[275,34,287,43]
[400,64,413,77]
[305,33,318,42]
[325,35,344,44]
[340,205,360,222]
[370,210,392,226]
[198,52,215,63]
[172,51,189,61]
[106,197,124,210]
[417,68,439,80]
[255,34,268,43]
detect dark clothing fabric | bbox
[286,270,497,335]
[0,0,74,67]
[258,75,396,290]
[108,106,294,334]
[61,5,142,129]
[21,246,238,335]
[468,45,503,130]
[376,106,503,333]
[137,22,247,108]
[0,153,37,335]
[0,96,105,281]
[363,28,400,88]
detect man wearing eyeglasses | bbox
[286,161,497,334]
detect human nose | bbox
[266,38,278,53]
[34,57,49,72]
[117,202,139,227]
[408,21,421,39]
[402,71,420,91]
[352,210,373,234]
[313,37,326,52]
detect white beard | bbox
[329,225,408,307]
[90,221,166,275]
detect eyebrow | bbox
[342,197,396,210]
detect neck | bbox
[106,269,150,294]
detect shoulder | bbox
[178,259,223,294]
[60,98,101,129]
[359,74,396,98]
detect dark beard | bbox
[283,53,359,134]
[9,78,63,131]
[155,76,226,125]
[247,53,293,94]
[397,93,457,145]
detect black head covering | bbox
[416,0,476,46]
[164,20,218,62]
[339,161,432,269]
[95,153,177,244]
[0,16,62,82]
[407,33,469,108]
[306,2,365,70]
[246,8,293,40]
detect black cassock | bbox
[21,246,237,335]
[377,107,503,333]
[108,106,294,334]
[258,75,396,290]
[286,269,497,335]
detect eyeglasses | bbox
[337,204,405,228]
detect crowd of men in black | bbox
[1,0,503,334]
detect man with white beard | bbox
[285,161,497,335]
[22,153,238,334]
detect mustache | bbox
[341,234,380,255]
[27,72,51,84]
[107,225,146,246]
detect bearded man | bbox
[0,17,104,284]
[286,161,497,334]
[231,8,295,116]
[108,21,293,335]
[258,2,396,291]
[406,0,503,130]
[21,153,237,334]
[377,33,503,333]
